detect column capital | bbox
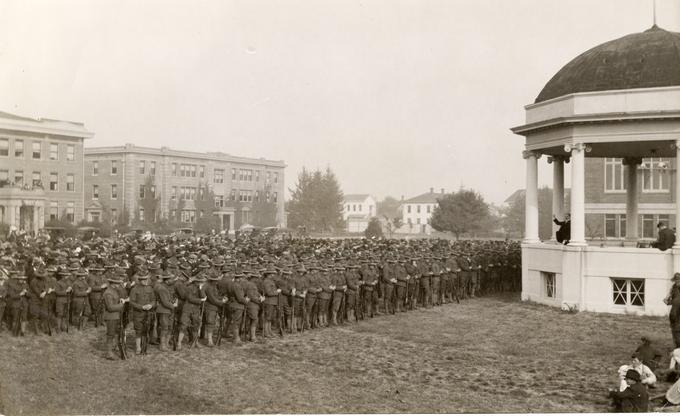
[564,143,591,153]
[547,155,570,164]
[522,150,542,160]
[622,157,643,166]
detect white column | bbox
[675,140,680,248]
[624,157,641,241]
[523,150,540,243]
[549,156,566,240]
[567,143,587,246]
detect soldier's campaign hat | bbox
[33,268,47,278]
[148,262,161,272]
[624,369,641,382]
[673,273,680,282]
[89,265,105,272]
[137,273,150,280]
[193,273,207,282]
[207,272,221,280]
[233,269,245,279]
[75,268,88,277]
[10,270,27,279]
[107,274,124,284]
[159,271,174,280]
[212,256,225,266]
[46,265,58,273]
[68,261,81,271]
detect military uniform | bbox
[177,275,205,349]
[227,272,248,343]
[154,272,176,351]
[7,271,29,335]
[128,273,157,354]
[103,275,126,360]
[71,270,91,329]
[204,274,226,346]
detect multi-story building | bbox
[398,188,445,234]
[585,157,676,241]
[342,194,376,232]
[0,111,93,233]
[83,144,285,231]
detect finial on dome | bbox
[652,0,657,27]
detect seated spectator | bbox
[670,348,680,372]
[609,369,649,412]
[651,221,676,251]
[634,336,662,371]
[666,376,680,406]
[618,353,657,391]
[553,213,570,245]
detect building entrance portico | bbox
[215,209,235,234]
[0,187,46,235]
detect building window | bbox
[49,202,58,221]
[427,205,431,214]
[49,173,58,191]
[93,185,99,200]
[232,168,237,180]
[641,214,656,239]
[230,189,236,201]
[111,184,118,199]
[93,161,99,176]
[215,195,224,208]
[14,139,23,158]
[139,184,145,199]
[417,218,421,225]
[139,208,145,222]
[417,205,421,214]
[181,210,196,223]
[150,161,156,176]
[150,185,156,198]
[14,170,23,186]
[66,202,75,223]
[139,160,145,175]
[642,158,670,192]
[255,191,260,202]
[111,209,118,225]
[66,144,75,161]
[66,174,75,191]
[214,169,224,183]
[49,143,58,160]
[274,172,279,184]
[542,272,556,298]
[171,186,177,201]
[273,192,278,203]
[255,170,260,182]
[32,171,41,187]
[32,142,41,159]
[172,163,177,176]
[604,158,626,192]
[191,165,196,177]
[266,171,271,183]
[407,205,411,214]
[199,165,205,178]
[605,214,626,238]
[612,278,644,307]
[0,169,8,185]
[0,138,8,156]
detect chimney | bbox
[429,187,434,193]
[441,188,445,194]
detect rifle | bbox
[12,300,25,336]
[289,294,294,334]
[95,295,105,327]
[142,310,155,354]
[43,296,52,336]
[277,292,284,337]
[190,301,205,348]
[354,289,359,322]
[301,294,306,333]
[171,309,180,351]
[216,303,227,345]
[118,304,128,360]
[404,278,409,311]
[77,298,86,330]
[66,291,72,333]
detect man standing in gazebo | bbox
[553,213,571,245]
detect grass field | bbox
[0,293,676,414]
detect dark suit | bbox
[553,218,570,244]
[609,382,648,412]
[653,227,675,251]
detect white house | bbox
[342,194,376,233]
[398,188,445,234]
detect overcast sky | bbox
[2,0,679,205]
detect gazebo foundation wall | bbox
[522,243,675,316]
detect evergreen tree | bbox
[288,166,344,232]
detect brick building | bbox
[83,144,285,231]
[585,157,675,241]
[0,111,93,233]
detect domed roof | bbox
[535,26,680,103]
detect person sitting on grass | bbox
[634,336,663,371]
[618,353,657,391]
[609,369,649,412]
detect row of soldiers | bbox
[0,235,521,359]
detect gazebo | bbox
[511,25,680,316]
